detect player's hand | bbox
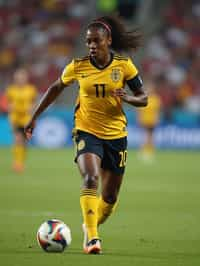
[24,120,36,140]
[111,88,125,97]
[111,88,131,102]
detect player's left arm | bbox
[112,75,148,107]
[124,75,148,107]
[113,58,148,107]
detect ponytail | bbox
[88,15,142,52]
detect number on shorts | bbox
[119,150,127,167]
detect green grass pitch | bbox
[0,147,200,266]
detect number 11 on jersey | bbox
[94,84,106,97]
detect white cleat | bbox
[84,238,102,254]
[82,224,102,254]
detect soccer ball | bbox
[37,219,72,252]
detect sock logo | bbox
[87,209,94,215]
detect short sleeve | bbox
[124,58,138,81]
[61,60,76,85]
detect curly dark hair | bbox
[88,15,142,52]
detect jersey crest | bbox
[111,68,121,82]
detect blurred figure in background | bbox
[5,69,37,172]
[137,79,161,161]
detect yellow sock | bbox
[97,196,118,225]
[146,143,154,153]
[13,144,26,166]
[80,189,99,241]
[141,143,154,155]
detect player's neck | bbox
[90,52,113,69]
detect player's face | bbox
[14,69,28,86]
[86,27,111,60]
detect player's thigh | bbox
[101,136,127,175]
[74,130,103,177]
[77,152,102,177]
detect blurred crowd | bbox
[0,0,199,121]
[142,0,200,119]
[0,0,88,95]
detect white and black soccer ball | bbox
[37,219,72,252]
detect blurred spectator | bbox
[97,0,141,20]
[142,0,200,120]
[0,0,88,94]
[97,0,117,14]
[117,0,141,20]
[0,0,199,121]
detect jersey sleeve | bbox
[61,60,76,85]
[124,58,138,81]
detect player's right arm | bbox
[24,59,76,140]
[24,78,66,139]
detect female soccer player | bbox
[24,15,148,254]
[6,68,37,172]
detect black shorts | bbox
[73,130,127,175]
[13,126,25,134]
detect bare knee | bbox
[82,174,99,189]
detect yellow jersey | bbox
[138,93,161,127]
[61,54,138,139]
[6,84,37,127]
